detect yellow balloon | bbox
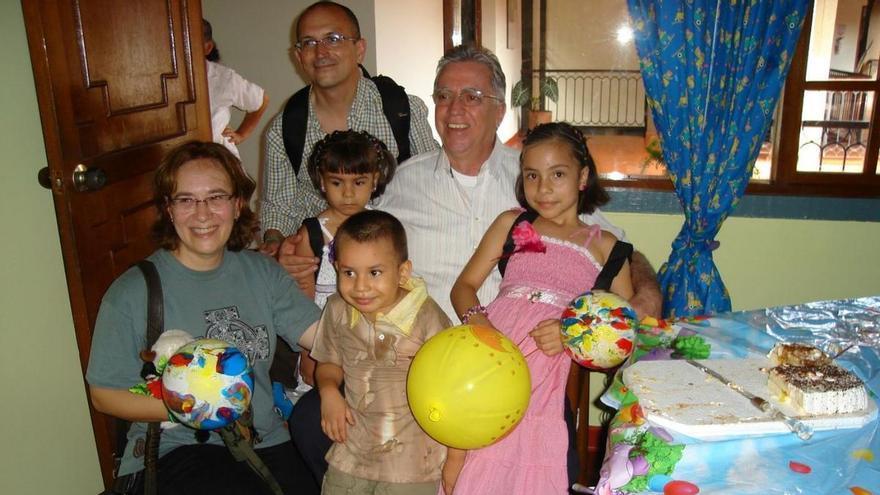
[407,324,531,449]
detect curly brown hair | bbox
[151,141,257,251]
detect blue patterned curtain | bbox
[627,0,809,317]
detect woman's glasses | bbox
[168,194,234,213]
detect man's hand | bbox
[259,229,286,257]
[319,388,354,443]
[276,231,319,290]
[629,251,663,319]
[530,319,564,356]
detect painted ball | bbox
[407,324,531,449]
[561,291,637,370]
[161,338,254,430]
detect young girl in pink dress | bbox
[444,122,634,495]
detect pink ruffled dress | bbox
[449,220,603,495]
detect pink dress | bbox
[450,222,603,495]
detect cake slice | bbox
[768,363,868,415]
[768,343,831,367]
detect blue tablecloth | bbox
[595,296,880,495]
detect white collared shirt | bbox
[378,139,623,320]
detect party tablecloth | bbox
[594,296,880,495]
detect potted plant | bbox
[511,76,559,130]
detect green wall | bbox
[0,3,103,494]
[2,3,879,493]
[610,213,880,311]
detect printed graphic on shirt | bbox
[204,306,270,364]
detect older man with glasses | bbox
[259,1,437,256]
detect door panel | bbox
[22,0,210,487]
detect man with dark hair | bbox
[259,1,438,255]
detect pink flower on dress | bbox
[511,221,546,254]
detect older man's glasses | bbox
[432,88,504,107]
[295,33,360,51]
[169,194,235,213]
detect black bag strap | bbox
[135,260,163,495]
[281,65,412,177]
[369,74,412,163]
[592,241,633,292]
[498,210,539,277]
[281,87,310,177]
[302,217,325,283]
[358,65,412,163]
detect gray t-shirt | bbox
[86,249,321,475]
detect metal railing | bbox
[800,88,871,170]
[527,69,646,128]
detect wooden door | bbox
[21,0,210,487]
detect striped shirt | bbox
[260,76,438,235]
[378,140,623,320]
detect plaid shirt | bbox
[260,76,438,235]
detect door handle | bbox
[37,167,53,189]
[72,163,107,192]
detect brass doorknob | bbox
[72,163,107,192]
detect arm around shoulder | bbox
[628,251,662,319]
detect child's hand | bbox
[530,319,564,356]
[441,448,466,495]
[320,389,355,443]
[221,127,245,145]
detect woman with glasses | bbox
[86,141,321,494]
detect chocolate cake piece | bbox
[768,363,868,415]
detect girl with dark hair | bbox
[296,129,397,307]
[444,122,634,494]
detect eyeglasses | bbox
[432,87,504,107]
[168,194,235,213]
[295,33,360,51]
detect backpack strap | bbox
[281,87,311,177]
[370,75,412,163]
[281,66,413,175]
[135,260,163,495]
[592,241,634,292]
[302,217,325,282]
[498,210,539,277]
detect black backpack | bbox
[498,210,633,291]
[281,65,412,176]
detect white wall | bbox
[482,0,523,141]
[546,0,639,70]
[374,0,444,141]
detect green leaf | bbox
[540,77,559,103]
[511,80,531,107]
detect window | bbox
[767,0,880,196]
[526,0,880,196]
